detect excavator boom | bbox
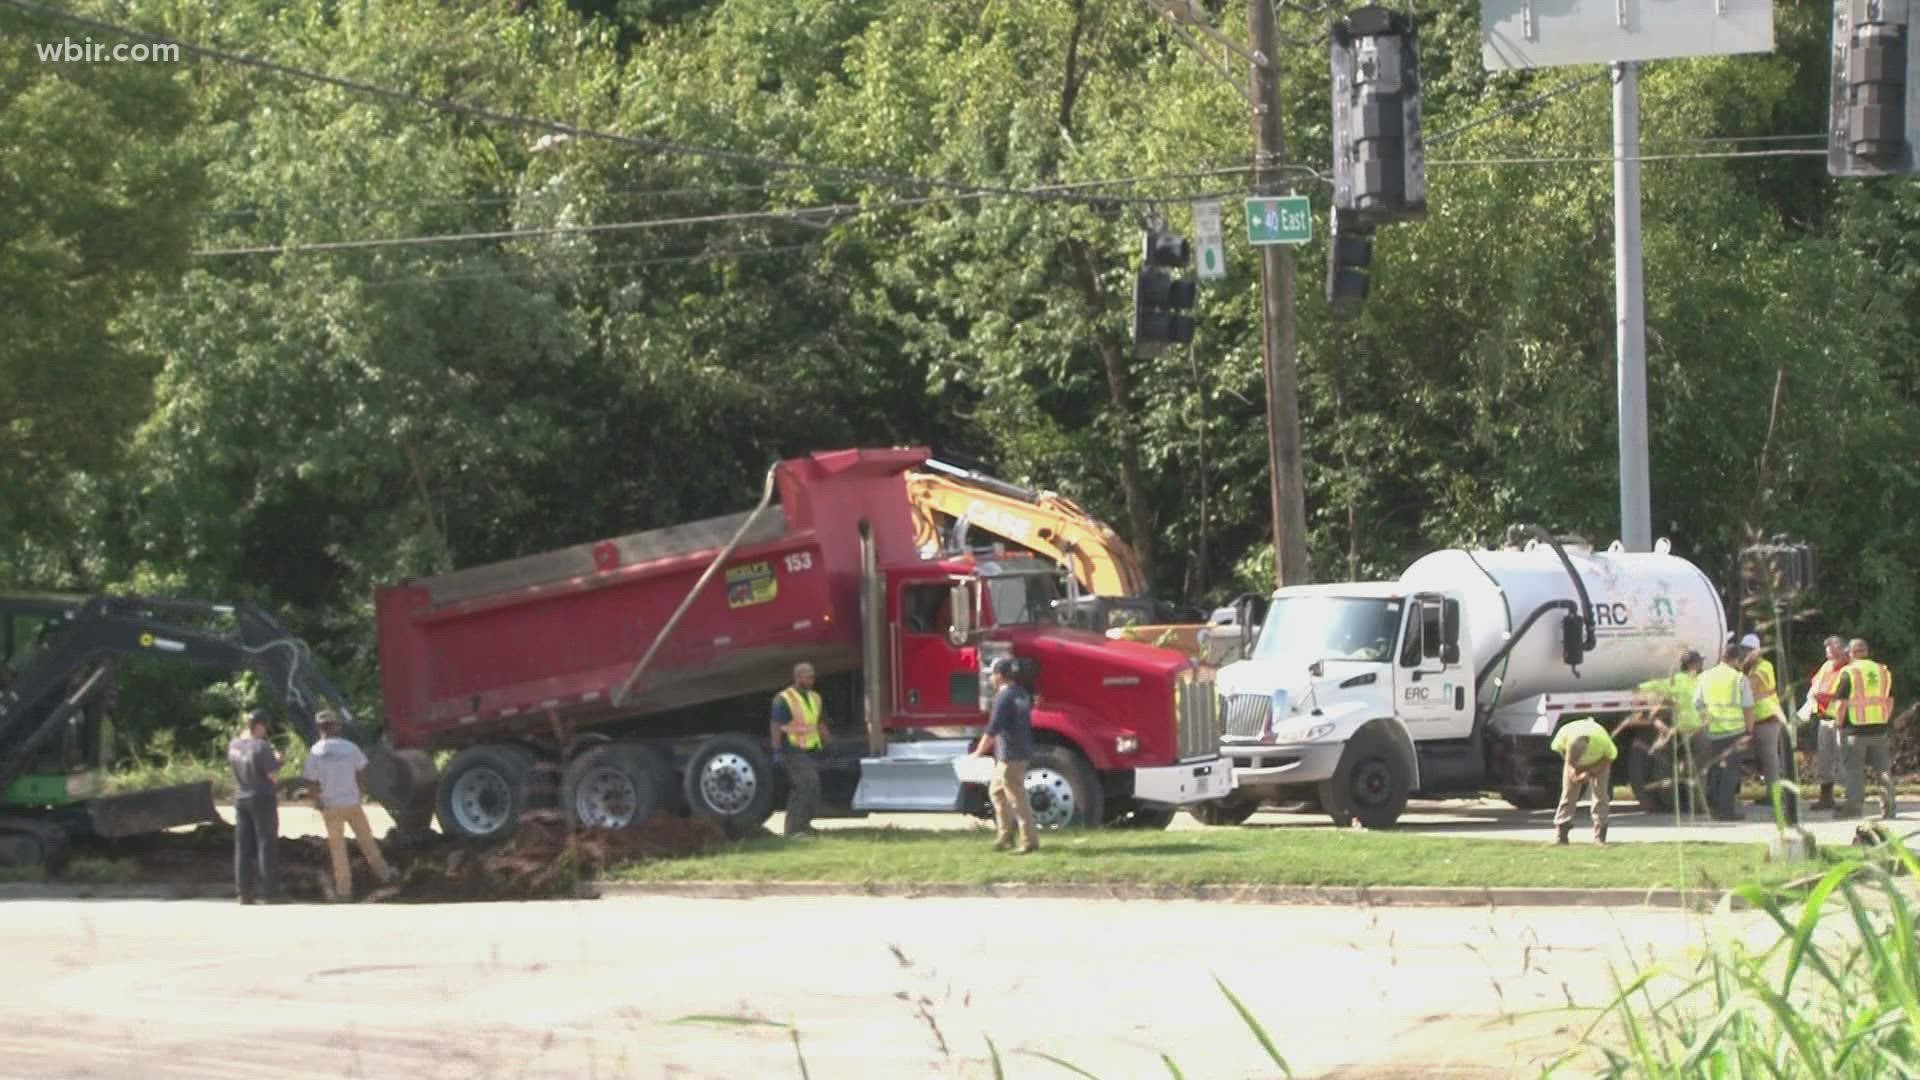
[905,459,1150,598]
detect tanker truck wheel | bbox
[436,744,537,843]
[1023,745,1103,830]
[1186,794,1261,827]
[1625,737,1698,815]
[1106,801,1177,829]
[561,743,665,830]
[1321,727,1410,829]
[683,733,776,836]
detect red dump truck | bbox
[374,447,1226,840]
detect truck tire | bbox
[683,733,776,835]
[1186,794,1261,827]
[561,743,665,830]
[1500,785,1560,811]
[1023,744,1103,830]
[0,816,70,872]
[436,744,537,842]
[1106,801,1177,829]
[1321,727,1410,829]
[1626,737,1696,815]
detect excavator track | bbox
[0,815,71,871]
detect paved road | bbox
[240,795,1904,848]
[0,894,1743,1079]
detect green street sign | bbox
[1246,196,1312,246]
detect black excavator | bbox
[0,593,436,869]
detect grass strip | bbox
[609,826,1849,890]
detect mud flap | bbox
[361,740,439,842]
[85,781,218,838]
[852,741,970,812]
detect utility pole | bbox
[1246,0,1312,587]
[1612,61,1651,553]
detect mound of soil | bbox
[64,809,727,903]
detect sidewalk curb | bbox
[586,880,1751,910]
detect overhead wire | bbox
[367,242,825,286]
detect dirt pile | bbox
[408,811,726,901]
[65,810,727,902]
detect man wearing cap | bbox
[1740,632,1789,813]
[972,658,1038,853]
[227,708,282,904]
[770,662,828,838]
[303,710,397,901]
[1825,638,1898,820]
[1695,643,1759,821]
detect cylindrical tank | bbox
[1399,540,1726,708]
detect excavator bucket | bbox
[85,781,218,838]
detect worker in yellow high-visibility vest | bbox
[1551,716,1618,844]
[1693,643,1758,821]
[1739,632,1788,812]
[1634,649,1708,811]
[769,662,830,837]
[1825,639,1897,821]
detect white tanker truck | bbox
[1197,528,1728,828]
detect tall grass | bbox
[1553,828,1920,1077]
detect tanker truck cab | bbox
[913,555,1230,828]
[1214,584,1473,828]
[1209,534,1726,829]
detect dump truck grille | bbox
[1174,670,1223,761]
[1222,693,1272,740]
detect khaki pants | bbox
[1554,759,1611,838]
[322,804,392,898]
[988,760,1038,849]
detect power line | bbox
[367,242,823,286]
[193,199,936,257]
[1,0,1183,210]
[1429,147,1827,167]
[1425,72,1611,147]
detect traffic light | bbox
[1828,0,1920,177]
[1325,208,1373,313]
[1330,6,1425,226]
[1131,229,1196,359]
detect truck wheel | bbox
[436,744,537,842]
[1626,738,1694,815]
[1023,745,1103,830]
[683,733,776,835]
[1107,801,1177,829]
[0,817,70,871]
[388,749,440,843]
[1322,727,1410,829]
[1500,785,1560,812]
[1186,794,1260,827]
[561,743,664,830]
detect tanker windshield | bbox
[1252,596,1403,664]
[982,571,1061,627]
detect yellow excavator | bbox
[904,459,1250,665]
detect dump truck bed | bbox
[376,449,930,751]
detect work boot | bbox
[992,835,1014,852]
[238,895,255,906]
[1812,784,1836,811]
[1014,842,1039,855]
[1555,822,1571,845]
[1594,826,1608,846]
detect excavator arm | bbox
[0,595,435,848]
[905,459,1150,598]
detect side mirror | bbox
[1440,599,1461,665]
[947,582,973,646]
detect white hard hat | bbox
[1739,633,1762,651]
